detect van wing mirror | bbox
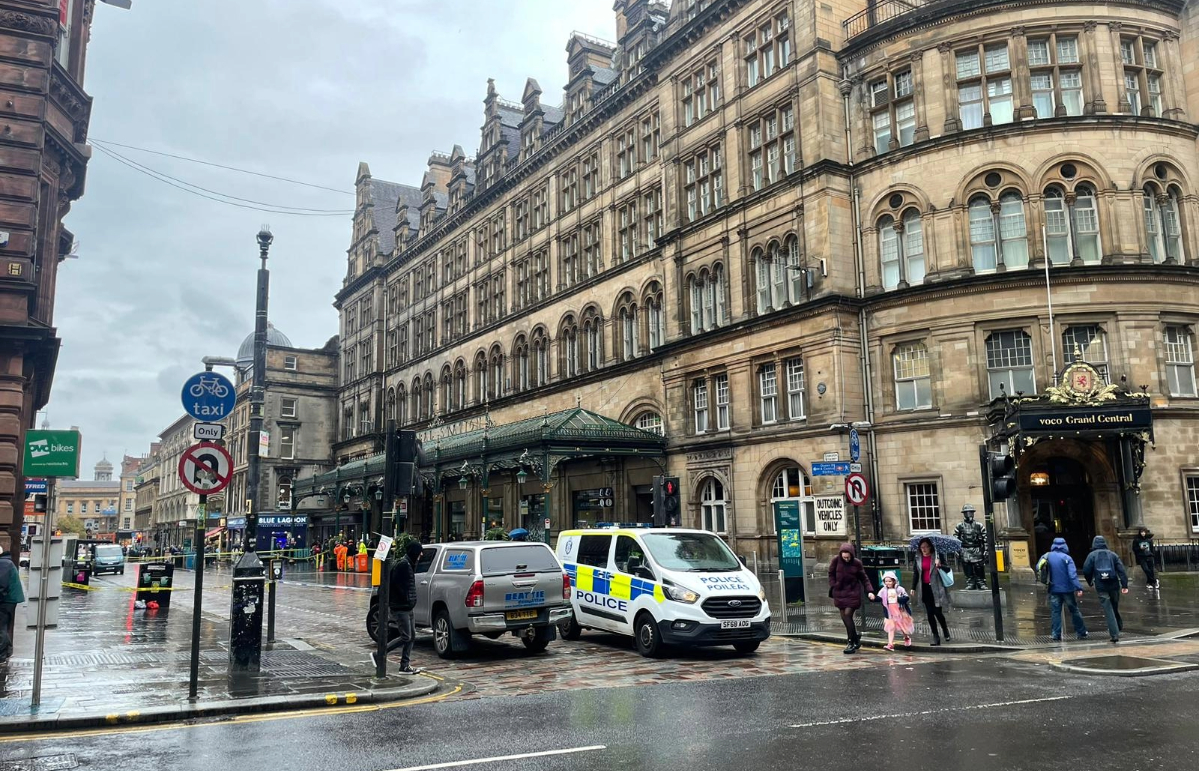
[633,566,656,581]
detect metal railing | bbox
[842,0,930,41]
[1154,542,1199,572]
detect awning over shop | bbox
[204,527,224,539]
[295,407,666,496]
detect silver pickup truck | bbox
[367,541,572,659]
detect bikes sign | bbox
[181,371,236,421]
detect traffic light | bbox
[394,429,426,498]
[988,451,1017,502]
[33,494,47,513]
[652,476,681,527]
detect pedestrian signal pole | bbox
[980,444,1012,642]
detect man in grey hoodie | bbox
[1082,535,1129,642]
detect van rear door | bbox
[479,544,564,623]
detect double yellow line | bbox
[0,677,460,744]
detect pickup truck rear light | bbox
[562,572,572,600]
[465,579,485,608]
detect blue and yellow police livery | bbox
[556,528,771,658]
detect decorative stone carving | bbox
[0,10,58,37]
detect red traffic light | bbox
[664,480,676,495]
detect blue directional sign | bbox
[811,462,851,476]
[849,428,860,462]
[181,371,236,421]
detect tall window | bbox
[1165,326,1197,397]
[744,11,790,89]
[693,378,709,433]
[957,42,1013,129]
[454,364,466,410]
[1027,34,1083,118]
[563,321,579,378]
[515,337,530,392]
[759,362,779,424]
[279,427,295,460]
[533,332,549,387]
[532,185,549,231]
[771,466,815,534]
[1045,185,1101,265]
[685,144,724,222]
[619,297,639,361]
[645,283,665,350]
[489,349,504,400]
[715,373,730,430]
[986,330,1036,398]
[618,199,637,263]
[1144,185,1184,264]
[869,69,915,154]
[1121,35,1164,116]
[584,312,602,372]
[1073,185,1101,263]
[1062,326,1109,382]
[643,187,664,248]
[682,59,721,127]
[582,221,602,278]
[700,478,728,534]
[906,482,942,533]
[970,192,1028,273]
[641,111,660,162]
[894,342,932,410]
[748,104,796,191]
[785,357,805,420]
[635,411,664,436]
[280,397,297,419]
[690,268,725,334]
[560,232,579,289]
[1187,474,1199,532]
[617,127,636,179]
[878,209,925,290]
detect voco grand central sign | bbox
[1018,406,1153,433]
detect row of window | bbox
[691,356,806,434]
[869,29,1172,157]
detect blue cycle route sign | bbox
[849,428,860,462]
[181,372,236,421]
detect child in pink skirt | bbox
[877,571,914,650]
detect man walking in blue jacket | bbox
[1040,537,1088,642]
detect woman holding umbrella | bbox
[911,535,954,645]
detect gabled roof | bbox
[368,178,422,253]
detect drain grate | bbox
[0,754,79,771]
[260,651,352,678]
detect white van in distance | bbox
[556,527,771,657]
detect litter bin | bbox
[860,546,905,590]
[184,552,196,571]
[356,553,369,573]
[70,559,92,586]
[136,561,175,611]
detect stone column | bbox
[938,42,961,134]
[1108,22,1130,113]
[1162,31,1186,121]
[910,50,930,142]
[1010,27,1035,120]
[1082,21,1107,114]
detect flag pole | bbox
[1042,225,1058,381]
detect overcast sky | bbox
[50,0,618,477]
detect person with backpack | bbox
[0,545,25,662]
[1082,536,1129,642]
[1036,537,1088,642]
[1130,527,1159,589]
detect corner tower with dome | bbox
[215,328,342,552]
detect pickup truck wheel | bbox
[557,613,582,641]
[366,599,382,643]
[433,608,468,659]
[634,612,664,658]
[521,625,555,653]
[733,640,761,655]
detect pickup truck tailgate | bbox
[479,544,565,618]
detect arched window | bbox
[770,465,815,535]
[712,263,726,326]
[386,387,397,423]
[755,242,795,311]
[560,316,579,378]
[514,336,530,392]
[879,210,925,288]
[902,210,925,285]
[411,378,423,422]
[644,282,665,350]
[969,197,998,273]
[692,267,726,331]
[619,302,639,361]
[489,346,504,399]
[700,478,727,534]
[998,191,1029,268]
[635,411,664,436]
[277,477,292,511]
[440,366,452,415]
[423,373,434,420]
[784,235,804,303]
[583,310,603,372]
[454,361,466,410]
[1045,183,1102,265]
[1144,184,1185,264]
[878,215,900,288]
[395,384,407,425]
[532,330,549,386]
[474,352,487,403]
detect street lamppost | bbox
[229,226,273,673]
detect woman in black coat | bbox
[828,543,875,654]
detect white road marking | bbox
[790,695,1074,728]
[384,745,607,771]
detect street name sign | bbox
[178,441,233,495]
[181,372,236,421]
[23,430,81,477]
[193,422,226,441]
[845,473,870,506]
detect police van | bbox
[556,527,771,657]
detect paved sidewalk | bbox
[0,565,436,731]
[767,572,1199,646]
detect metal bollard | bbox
[777,569,786,618]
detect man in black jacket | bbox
[372,541,423,674]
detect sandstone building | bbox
[303,0,1199,569]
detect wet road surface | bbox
[2,654,1193,770]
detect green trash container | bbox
[860,546,905,590]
